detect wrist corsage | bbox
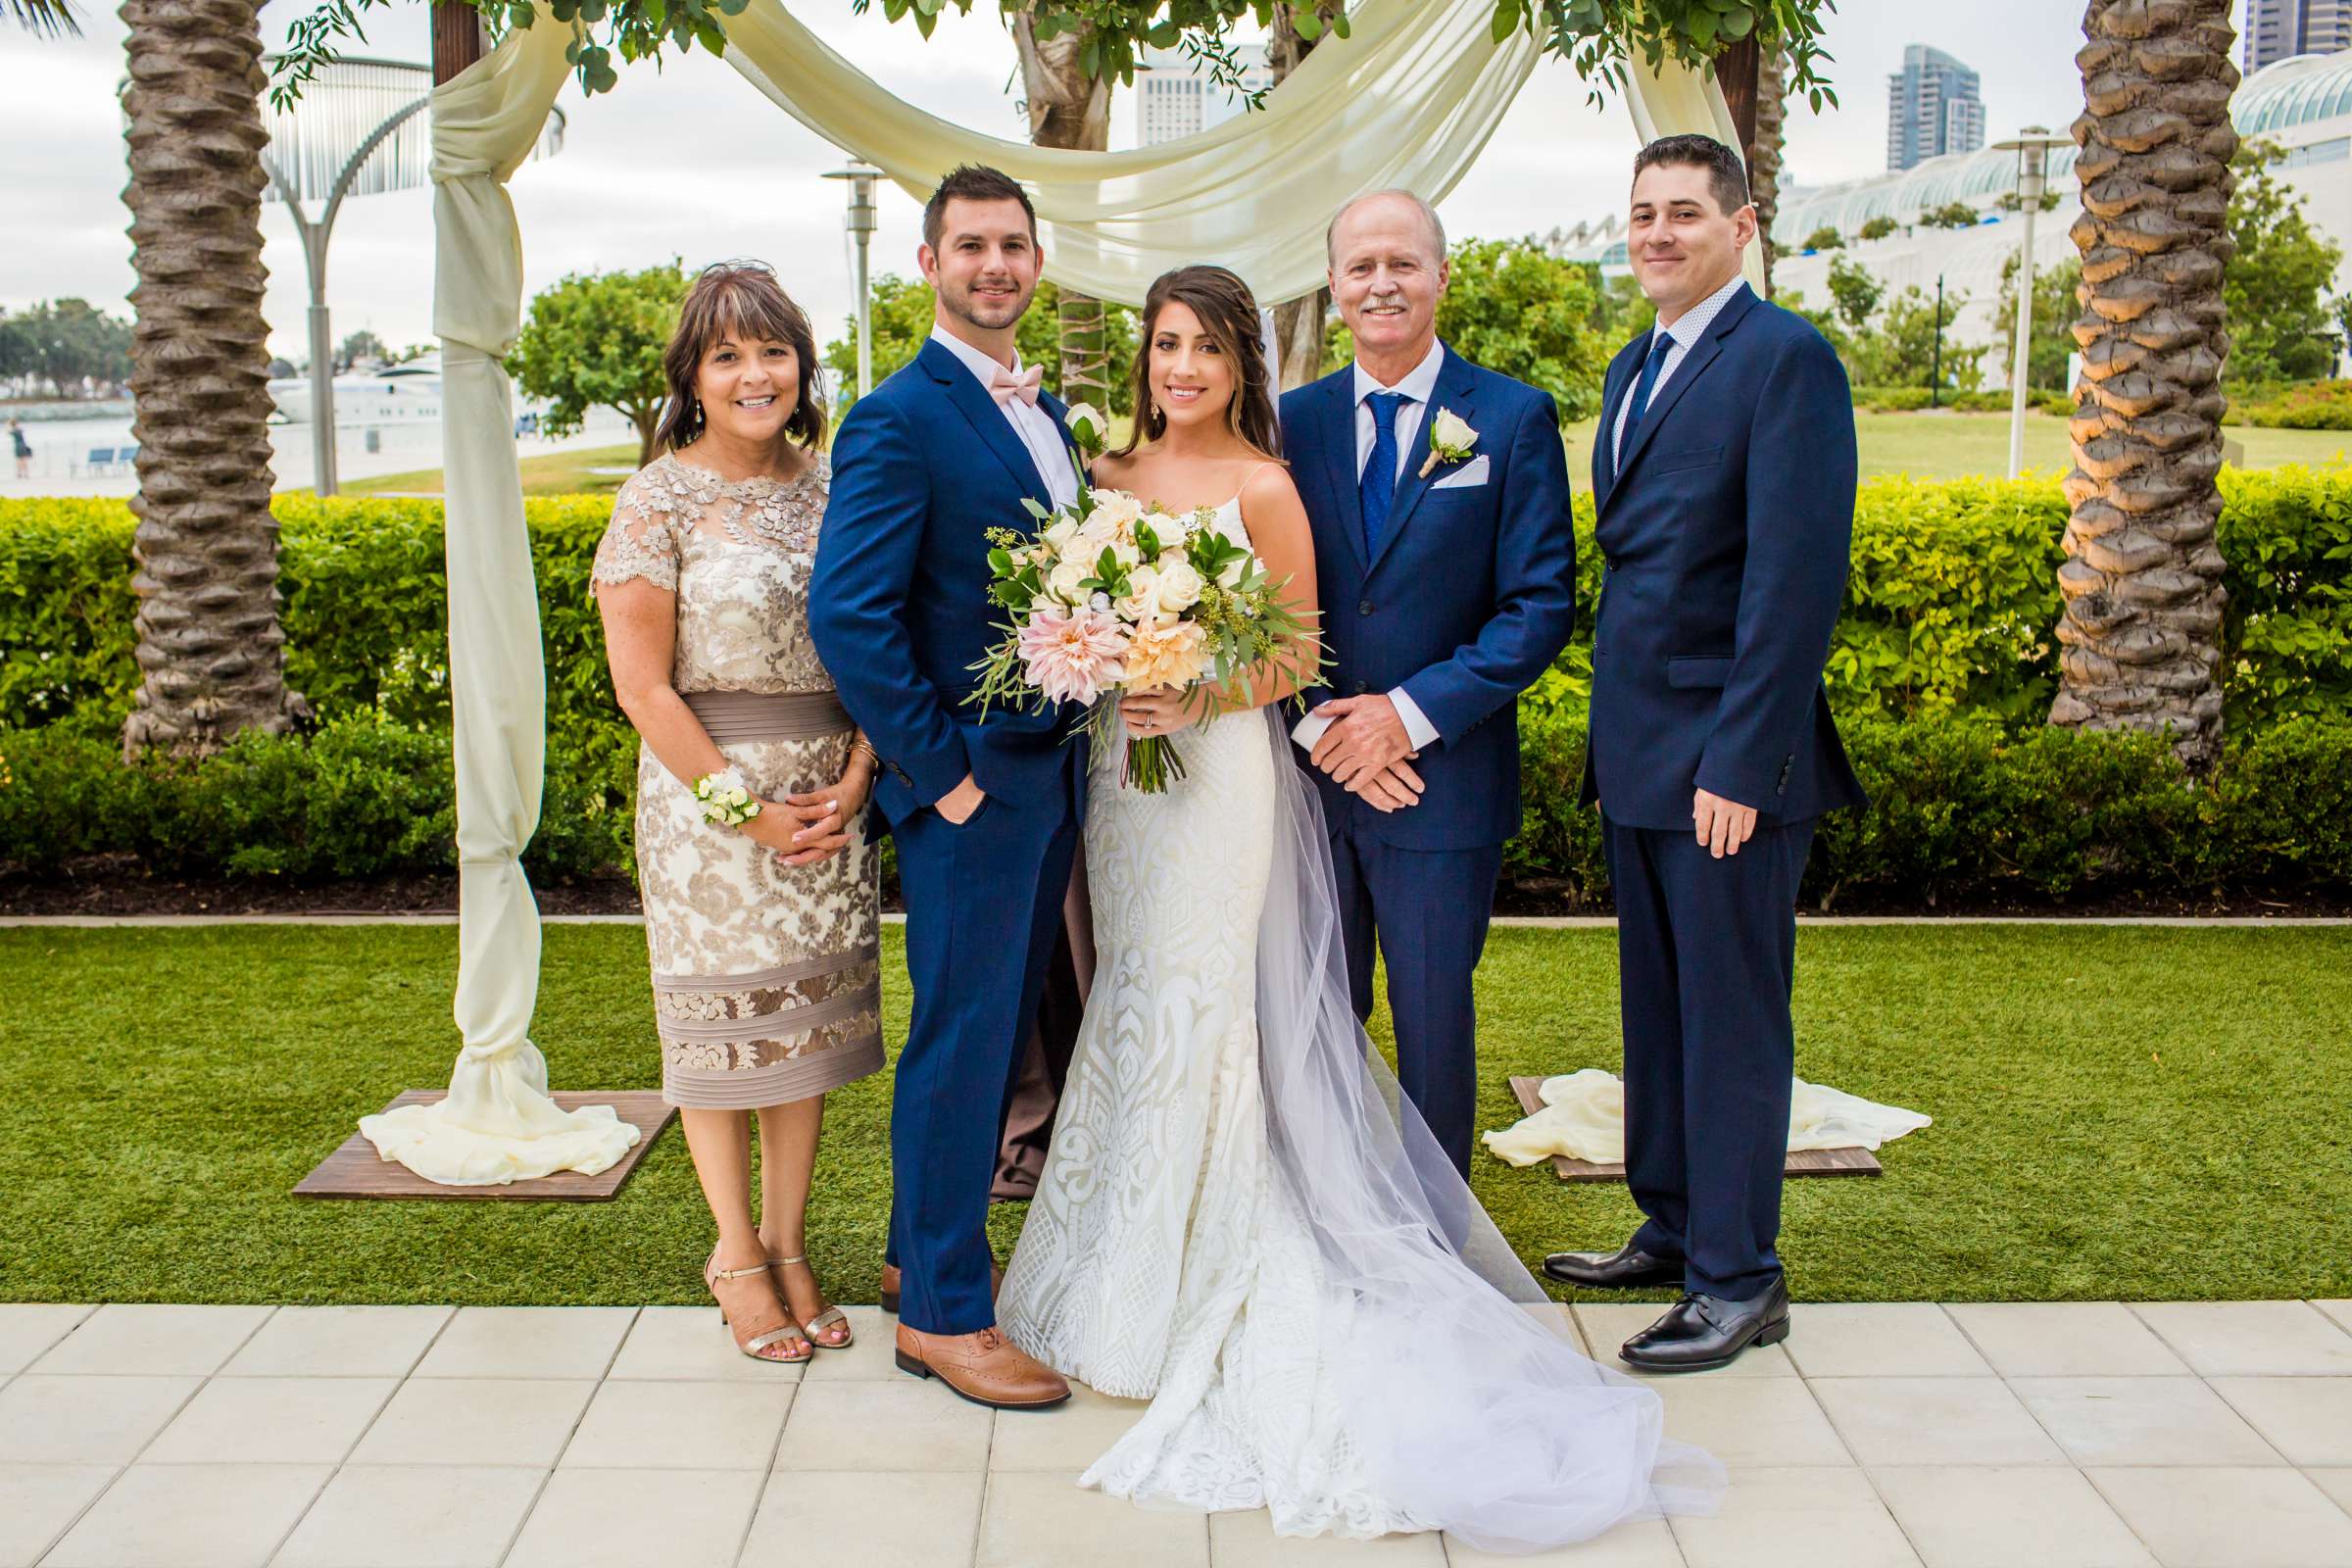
[693,769,762,827]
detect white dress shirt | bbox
[929,325,1080,510]
[1347,338,1449,751]
[1610,271,1750,469]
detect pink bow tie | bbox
[988,362,1044,408]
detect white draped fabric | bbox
[389,0,1751,1182]
[1483,1070,1933,1169]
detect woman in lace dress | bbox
[997,267,1713,1550]
[594,263,880,1363]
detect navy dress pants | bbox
[1602,812,1815,1303]
[1327,818,1503,1178]
[886,768,1081,1336]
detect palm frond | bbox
[6,0,83,36]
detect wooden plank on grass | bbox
[294,1090,674,1201]
[1506,1076,1880,1183]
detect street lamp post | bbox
[824,161,883,402]
[1994,127,2072,478]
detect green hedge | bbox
[2226,380,2352,431]
[1849,386,2013,415]
[7,473,2349,747]
[10,709,2345,907]
[1506,711,2352,909]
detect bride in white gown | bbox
[998,267,1718,1553]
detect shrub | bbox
[1801,225,1843,252]
[1503,713,2352,909]
[1849,385,2012,414]
[1858,216,1899,242]
[2226,380,2352,430]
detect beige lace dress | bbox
[592,451,883,1110]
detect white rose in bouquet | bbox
[1153,560,1205,615]
[1117,564,1161,623]
[1043,515,1079,550]
[1046,554,1093,606]
[1109,537,1143,570]
[1063,402,1107,449]
[1216,555,1248,589]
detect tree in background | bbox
[508,262,687,468]
[1920,202,1981,230]
[1858,215,1898,241]
[1267,1,1344,390]
[335,328,387,370]
[120,0,305,759]
[2056,0,2238,765]
[0,299,135,394]
[1993,254,2083,394]
[2223,140,2343,386]
[1801,225,1842,252]
[1823,254,1883,336]
[1325,238,1610,420]
[1852,283,1985,393]
[822,272,1136,419]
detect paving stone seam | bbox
[492,1304,643,1568]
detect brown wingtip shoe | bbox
[878,1260,1004,1316]
[895,1323,1070,1410]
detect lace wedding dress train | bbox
[999,501,1717,1553]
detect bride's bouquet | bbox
[967,405,1315,793]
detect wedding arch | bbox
[364,0,1758,1183]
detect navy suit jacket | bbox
[1279,346,1578,852]
[809,337,1085,828]
[1580,283,1866,831]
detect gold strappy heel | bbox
[770,1253,853,1349]
[705,1246,811,1363]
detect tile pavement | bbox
[1,1299,2348,1567]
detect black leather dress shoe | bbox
[1619,1279,1790,1373]
[1541,1242,1686,1291]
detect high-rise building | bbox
[2244,0,2352,74]
[1886,45,1986,172]
[1134,42,1274,147]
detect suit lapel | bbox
[1316,369,1368,578]
[1603,284,1759,517]
[1593,335,1643,511]
[1365,348,1476,579]
[921,337,1053,508]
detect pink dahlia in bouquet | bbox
[967,405,1316,793]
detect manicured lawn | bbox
[343,441,645,498]
[3,923,2345,1307]
[1562,409,2352,483]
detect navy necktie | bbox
[1617,332,1678,467]
[1361,390,1407,556]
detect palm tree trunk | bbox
[2054,0,2236,766]
[1012,13,1112,409]
[1269,7,1335,389]
[120,0,304,757]
[1748,40,1787,295]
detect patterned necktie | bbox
[1361,390,1407,557]
[1616,332,1678,467]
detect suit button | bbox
[1358,600,1374,616]
[1352,680,1368,696]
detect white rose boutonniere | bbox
[1064,402,1107,455]
[1418,406,1479,478]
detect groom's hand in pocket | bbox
[1348,758,1425,813]
[936,773,987,826]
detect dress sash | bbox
[682,688,852,743]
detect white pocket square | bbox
[1431,454,1490,490]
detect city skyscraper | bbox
[1133,42,1274,147]
[1886,44,1985,172]
[2243,0,2352,74]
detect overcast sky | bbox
[0,0,2093,360]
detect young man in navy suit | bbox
[1278,191,1579,1178]
[1542,135,1865,1371]
[809,167,1083,1411]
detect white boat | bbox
[268,355,443,426]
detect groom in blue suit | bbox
[1543,136,1865,1372]
[1279,191,1579,1178]
[809,167,1081,1411]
